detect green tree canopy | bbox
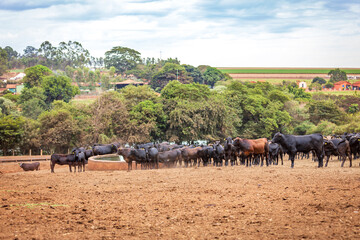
[38,109,76,153]
[0,47,8,76]
[0,115,24,155]
[328,68,347,83]
[104,46,142,73]
[183,64,204,84]
[150,63,193,91]
[307,100,345,125]
[23,65,52,88]
[41,75,80,104]
[203,67,226,88]
[120,85,158,110]
[312,77,326,85]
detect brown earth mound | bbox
[0,158,359,239]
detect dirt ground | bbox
[1,157,359,240]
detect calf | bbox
[19,162,40,171]
[324,139,352,167]
[269,142,283,165]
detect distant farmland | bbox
[217,68,360,74]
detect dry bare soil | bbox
[1,158,359,240]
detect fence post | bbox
[40,149,43,156]
[29,149,32,156]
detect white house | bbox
[298,81,307,89]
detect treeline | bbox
[1,69,360,155]
[0,42,230,91]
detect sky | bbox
[0,0,359,67]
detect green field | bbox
[9,69,24,73]
[218,68,360,74]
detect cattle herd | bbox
[47,132,360,172]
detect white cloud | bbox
[0,0,359,67]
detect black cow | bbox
[349,135,360,160]
[157,149,182,167]
[72,148,88,172]
[198,146,215,166]
[324,139,352,167]
[117,148,147,171]
[19,162,40,171]
[269,142,283,165]
[135,142,154,151]
[180,147,202,167]
[213,142,224,167]
[272,133,324,168]
[50,153,77,173]
[224,137,237,166]
[147,147,159,169]
[92,144,118,156]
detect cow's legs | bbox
[317,151,324,168]
[340,155,346,167]
[290,154,295,168]
[325,155,330,167]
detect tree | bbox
[348,104,359,114]
[328,68,347,83]
[129,100,167,142]
[38,109,76,153]
[23,46,38,58]
[312,77,326,85]
[150,63,192,91]
[0,97,18,116]
[184,64,204,84]
[307,100,345,125]
[0,47,8,76]
[324,82,334,89]
[2,93,19,103]
[104,46,142,73]
[90,91,130,143]
[38,41,58,69]
[120,85,158,109]
[0,115,24,155]
[19,118,41,155]
[18,87,47,120]
[57,41,91,69]
[4,46,19,62]
[203,67,225,88]
[41,75,80,104]
[268,90,290,103]
[23,65,52,88]
[161,80,210,101]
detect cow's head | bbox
[19,163,23,168]
[272,132,283,143]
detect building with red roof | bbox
[333,81,351,91]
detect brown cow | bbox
[233,137,269,167]
[19,162,40,171]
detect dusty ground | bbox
[1,158,359,240]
